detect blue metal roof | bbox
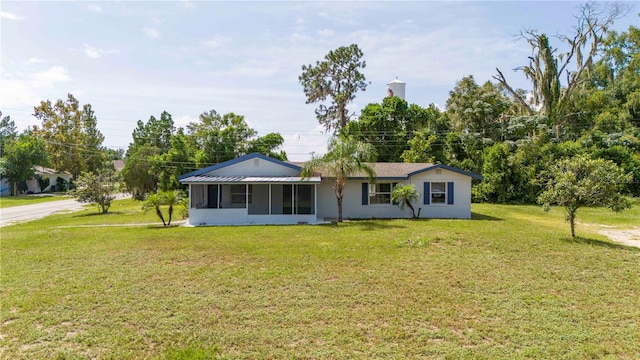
[180,175,321,184]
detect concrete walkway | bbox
[0,199,86,227]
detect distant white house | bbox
[178,153,482,226]
[26,167,72,193]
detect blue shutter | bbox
[423,182,430,204]
[362,183,368,205]
[392,182,398,205]
[447,182,454,205]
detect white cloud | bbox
[85,4,103,13]
[27,58,48,65]
[179,0,197,10]
[174,114,198,129]
[82,44,119,59]
[31,66,71,86]
[0,66,71,108]
[1,11,24,20]
[203,35,231,48]
[142,27,161,39]
[317,29,335,37]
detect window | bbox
[369,183,392,205]
[431,182,446,204]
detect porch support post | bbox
[314,183,318,220]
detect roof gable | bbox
[407,164,484,180]
[178,153,301,180]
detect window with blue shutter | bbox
[447,182,454,204]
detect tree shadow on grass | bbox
[471,212,503,221]
[72,211,124,218]
[562,236,640,251]
[342,219,408,231]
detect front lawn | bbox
[0,194,71,208]
[1,201,638,359]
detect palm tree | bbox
[392,184,421,218]
[301,136,376,222]
[162,190,185,226]
[142,192,166,226]
[142,190,186,226]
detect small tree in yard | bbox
[143,190,186,226]
[392,184,421,219]
[73,164,120,214]
[538,156,632,237]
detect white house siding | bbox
[408,169,473,219]
[316,168,473,220]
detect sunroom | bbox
[181,176,321,225]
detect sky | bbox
[1,1,638,161]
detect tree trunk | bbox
[337,195,343,222]
[156,206,166,226]
[406,200,416,218]
[569,212,576,237]
[168,205,173,226]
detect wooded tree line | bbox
[1,3,637,209]
[300,4,638,204]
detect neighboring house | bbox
[26,166,72,193]
[178,153,482,226]
[0,178,9,196]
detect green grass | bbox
[2,201,639,359]
[0,194,71,208]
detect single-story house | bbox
[26,166,72,193]
[178,153,483,226]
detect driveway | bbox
[0,199,86,227]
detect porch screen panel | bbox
[270,184,293,214]
[248,184,269,215]
[295,184,315,214]
[207,184,218,208]
[191,184,206,208]
[220,184,246,208]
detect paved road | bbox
[0,199,86,227]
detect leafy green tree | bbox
[391,184,421,218]
[446,76,510,141]
[299,44,368,134]
[152,131,194,191]
[301,136,376,222]
[73,162,121,214]
[33,94,106,177]
[401,129,446,164]
[122,145,160,200]
[0,133,48,195]
[538,156,632,237]
[129,111,175,154]
[247,133,287,161]
[343,97,439,162]
[0,110,17,157]
[187,110,257,164]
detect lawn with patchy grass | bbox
[1,201,639,359]
[0,194,71,208]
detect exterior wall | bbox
[187,208,317,226]
[204,157,299,177]
[409,169,473,219]
[317,168,473,220]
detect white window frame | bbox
[430,182,447,205]
[369,183,393,205]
